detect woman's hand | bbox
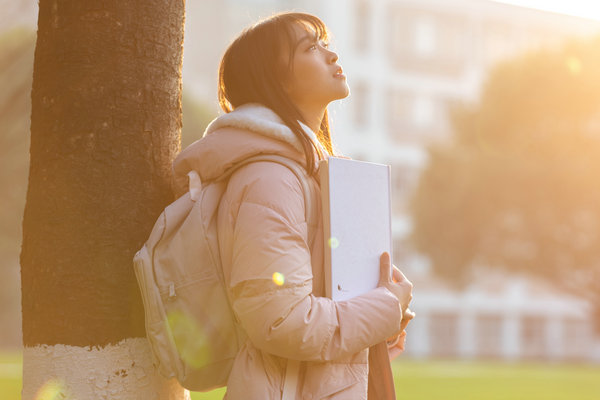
[377,252,413,313]
[387,308,415,360]
[378,252,415,360]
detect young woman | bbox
[173,12,414,399]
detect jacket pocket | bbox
[301,362,367,400]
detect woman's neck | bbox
[298,104,326,134]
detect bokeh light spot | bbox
[166,310,210,368]
[35,379,66,400]
[328,237,340,249]
[566,56,582,75]
[272,272,285,286]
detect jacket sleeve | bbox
[220,162,403,361]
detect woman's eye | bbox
[308,42,329,51]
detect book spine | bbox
[387,164,393,271]
[319,159,333,299]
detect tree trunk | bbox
[21,1,188,398]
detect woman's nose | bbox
[327,49,338,64]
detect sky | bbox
[494,0,600,21]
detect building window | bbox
[429,312,459,357]
[521,316,546,359]
[387,6,468,78]
[414,94,435,129]
[354,0,370,53]
[414,16,436,57]
[387,89,442,138]
[476,314,503,358]
[563,318,589,359]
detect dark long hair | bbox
[218,12,337,175]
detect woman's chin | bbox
[334,84,350,101]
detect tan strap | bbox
[282,359,300,400]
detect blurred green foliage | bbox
[411,36,600,309]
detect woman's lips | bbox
[334,67,346,79]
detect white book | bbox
[319,157,393,301]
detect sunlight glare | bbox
[566,56,582,75]
[166,310,210,368]
[272,272,285,286]
[328,237,340,249]
[493,1,600,22]
[35,379,67,400]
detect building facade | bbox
[314,0,600,362]
[406,269,598,362]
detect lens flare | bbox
[272,272,285,286]
[328,237,340,249]
[566,56,582,75]
[166,310,210,368]
[35,379,66,400]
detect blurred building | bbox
[317,0,600,247]
[406,269,598,362]
[184,0,600,362]
[306,0,600,363]
[0,0,37,32]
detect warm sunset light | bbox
[494,0,600,21]
[8,1,600,399]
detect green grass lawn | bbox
[0,352,22,400]
[392,359,600,400]
[3,354,599,399]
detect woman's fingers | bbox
[393,266,409,283]
[392,265,400,282]
[388,331,408,361]
[392,265,402,282]
[403,308,416,321]
[378,252,392,286]
[379,252,414,312]
[400,308,415,331]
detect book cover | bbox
[319,157,393,301]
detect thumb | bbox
[378,252,392,286]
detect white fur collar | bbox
[203,103,327,155]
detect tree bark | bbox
[21,0,187,398]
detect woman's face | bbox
[282,23,349,111]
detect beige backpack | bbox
[133,154,313,392]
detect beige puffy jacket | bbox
[173,104,402,399]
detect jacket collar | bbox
[172,103,327,195]
[203,103,328,156]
